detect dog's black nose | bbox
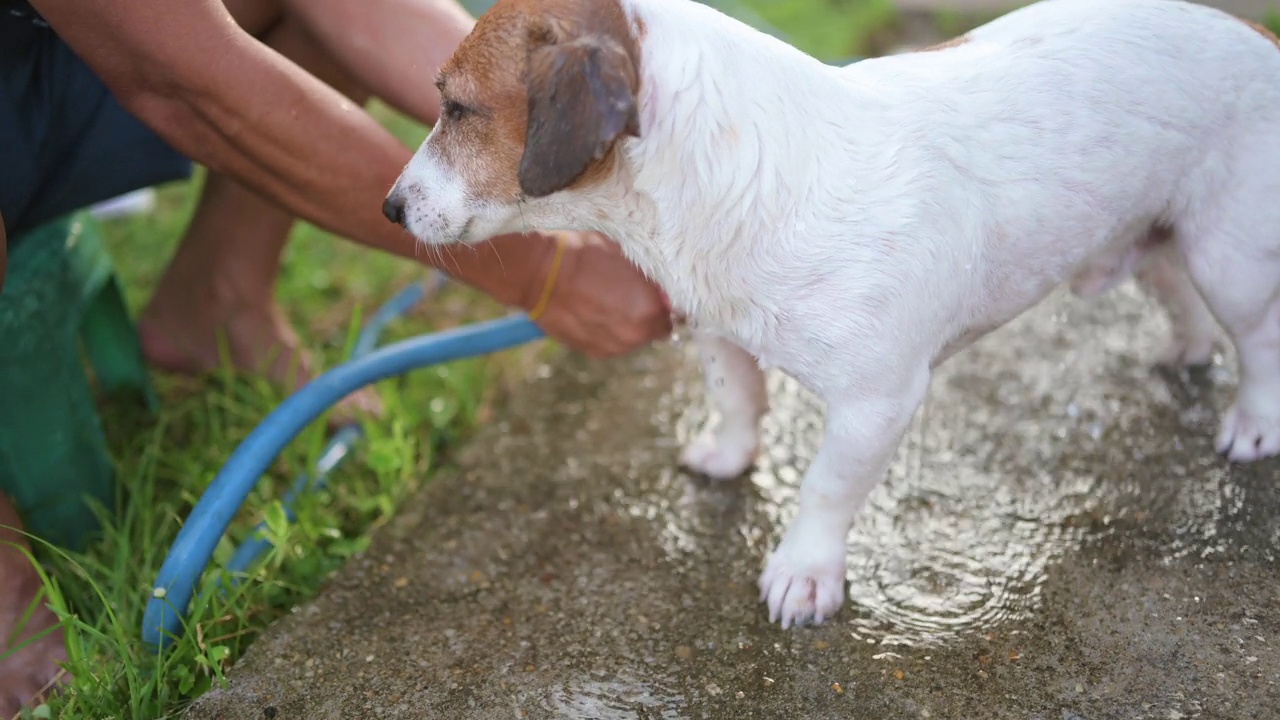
[382,195,406,226]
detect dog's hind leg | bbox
[1134,244,1225,368]
[1068,226,1223,367]
[1069,242,1145,299]
[680,332,768,479]
[1192,263,1280,461]
[1180,172,1280,461]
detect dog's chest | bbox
[685,302,825,384]
[651,255,846,377]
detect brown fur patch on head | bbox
[920,34,970,52]
[1242,18,1280,49]
[430,0,641,203]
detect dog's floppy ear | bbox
[519,29,640,198]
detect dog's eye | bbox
[442,99,471,123]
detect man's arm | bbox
[283,0,474,126]
[28,0,539,306]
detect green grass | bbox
[5,102,540,719]
[743,0,900,60]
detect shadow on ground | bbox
[185,284,1279,720]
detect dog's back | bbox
[829,0,1280,356]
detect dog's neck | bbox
[541,0,892,341]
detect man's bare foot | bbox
[137,294,383,424]
[0,496,69,718]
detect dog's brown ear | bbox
[519,33,640,198]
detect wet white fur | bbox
[391,0,1280,628]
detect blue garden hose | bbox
[141,276,545,648]
[222,278,443,578]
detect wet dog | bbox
[387,0,1280,627]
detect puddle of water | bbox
[627,287,1255,647]
[542,675,686,720]
[736,371,1112,646]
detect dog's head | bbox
[385,0,642,245]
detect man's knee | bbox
[263,14,371,103]
[216,0,370,102]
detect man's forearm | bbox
[122,30,421,259]
[148,71,543,307]
[148,68,541,305]
[284,0,475,126]
[28,0,531,305]
[154,66,543,306]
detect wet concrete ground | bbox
[185,284,1279,720]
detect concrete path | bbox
[185,283,1279,720]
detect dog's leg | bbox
[760,363,931,628]
[680,332,767,479]
[1184,242,1280,462]
[1069,244,1143,299]
[1135,247,1224,368]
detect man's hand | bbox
[535,232,672,358]
[514,232,672,358]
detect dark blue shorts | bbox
[1,4,193,242]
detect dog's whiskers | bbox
[517,197,530,237]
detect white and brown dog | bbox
[385,0,1280,629]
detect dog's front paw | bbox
[758,532,846,629]
[679,425,758,480]
[1215,402,1280,462]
